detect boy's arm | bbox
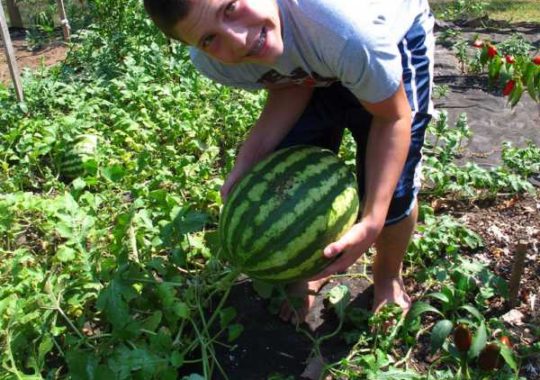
[312,82,412,279]
[221,85,315,199]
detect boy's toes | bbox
[278,277,330,324]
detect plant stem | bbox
[460,353,470,380]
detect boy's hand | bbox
[220,165,249,202]
[309,218,383,281]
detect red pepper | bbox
[472,39,483,48]
[502,80,515,96]
[533,56,540,65]
[505,55,515,64]
[487,45,498,58]
[453,324,473,352]
[499,335,512,348]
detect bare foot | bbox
[279,277,329,324]
[373,277,412,315]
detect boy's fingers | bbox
[323,241,346,258]
[311,251,358,280]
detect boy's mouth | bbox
[246,27,267,57]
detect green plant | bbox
[437,0,488,21]
[455,39,471,73]
[468,37,540,106]
[423,111,535,198]
[433,84,450,99]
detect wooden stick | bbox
[56,0,71,41]
[0,0,23,101]
[508,240,528,308]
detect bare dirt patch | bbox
[0,29,67,85]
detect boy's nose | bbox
[222,23,249,52]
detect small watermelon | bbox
[60,134,98,179]
[219,145,360,283]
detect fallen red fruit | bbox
[487,45,498,58]
[533,56,540,65]
[502,80,515,96]
[505,55,515,64]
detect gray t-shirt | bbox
[190,0,431,103]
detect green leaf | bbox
[499,344,517,371]
[488,56,502,79]
[71,177,87,190]
[430,319,453,353]
[405,302,443,324]
[468,321,487,360]
[37,335,54,364]
[170,350,184,367]
[371,368,422,379]
[427,292,450,304]
[102,164,126,182]
[55,245,76,262]
[508,80,524,108]
[66,351,99,380]
[227,323,244,342]
[18,102,29,114]
[109,346,164,379]
[526,66,537,102]
[96,279,131,330]
[326,284,350,320]
[171,302,190,319]
[142,311,163,332]
[252,280,274,299]
[219,306,237,329]
[460,305,484,323]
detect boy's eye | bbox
[225,0,237,16]
[201,35,215,48]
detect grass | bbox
[430,0,540,23]
[485,0,540,22]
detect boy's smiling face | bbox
[173,0,283,65]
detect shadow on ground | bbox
[212,266,372,380]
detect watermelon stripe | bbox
[239,160,349,264]
[238,155,341,251]
[228,149,336,251]
[243,173,357,270]
[60,134,98,179]
[224,147,324,255]
[220,147,296,246]
[247,189,359,281]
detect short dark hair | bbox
[143,0,192,40]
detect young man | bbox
[144,0,435,322]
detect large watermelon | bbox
[60,134,98,180]
[219,145,360,283]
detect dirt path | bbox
[0,29,67,85]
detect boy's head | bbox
[144,0,283,65]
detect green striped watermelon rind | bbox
[219,145,360,283]
[60,134,99,179]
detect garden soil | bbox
[0,29,67,85]
[1,20,539,379]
